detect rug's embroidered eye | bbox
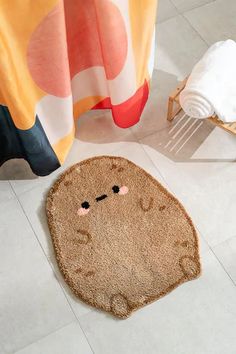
[78,201,90,216]
[112,185,129,195]
[81,201,90,209]
[112,185,120,193]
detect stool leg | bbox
[167,97,174,121]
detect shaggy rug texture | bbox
[46,156,201,318]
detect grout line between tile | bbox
[181,12,210,47]
[156,12,177,25]
[211,248,236,287]
[214,234,236,248]
[8,178,46,198]
[132,123,173,143]
[195,227,236,287]
[204,231,236,250]
[0,181,17,206]
[138,141,176,194]
[13,321,75,354]
[169,0,180,12]
[170,0,216,15]
[8,183,95,354]
[162,1,211,47]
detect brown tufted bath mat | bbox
[46,156,201,318]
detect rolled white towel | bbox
[179,39,236,122]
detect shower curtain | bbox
[0,0,157,176]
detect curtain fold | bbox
[0,0,157,176]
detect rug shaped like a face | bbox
[47,156,201,318]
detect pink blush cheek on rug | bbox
[77,208,90,216]
[119,186,129,195]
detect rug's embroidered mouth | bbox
[96,194,108,202]
[46,156,201,318]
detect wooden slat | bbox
[169,77,188,100]
[167,78,236,135]
[229,122,236,131]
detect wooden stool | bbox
[167,78,236,135]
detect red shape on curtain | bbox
[92,80,149,128]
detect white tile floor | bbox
[1,0,236,353]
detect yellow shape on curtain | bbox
[129,0,157,87]
[0,0,58,130]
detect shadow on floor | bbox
[0,158,37,180]
[1,69,235,181]
[76,69,235,163]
